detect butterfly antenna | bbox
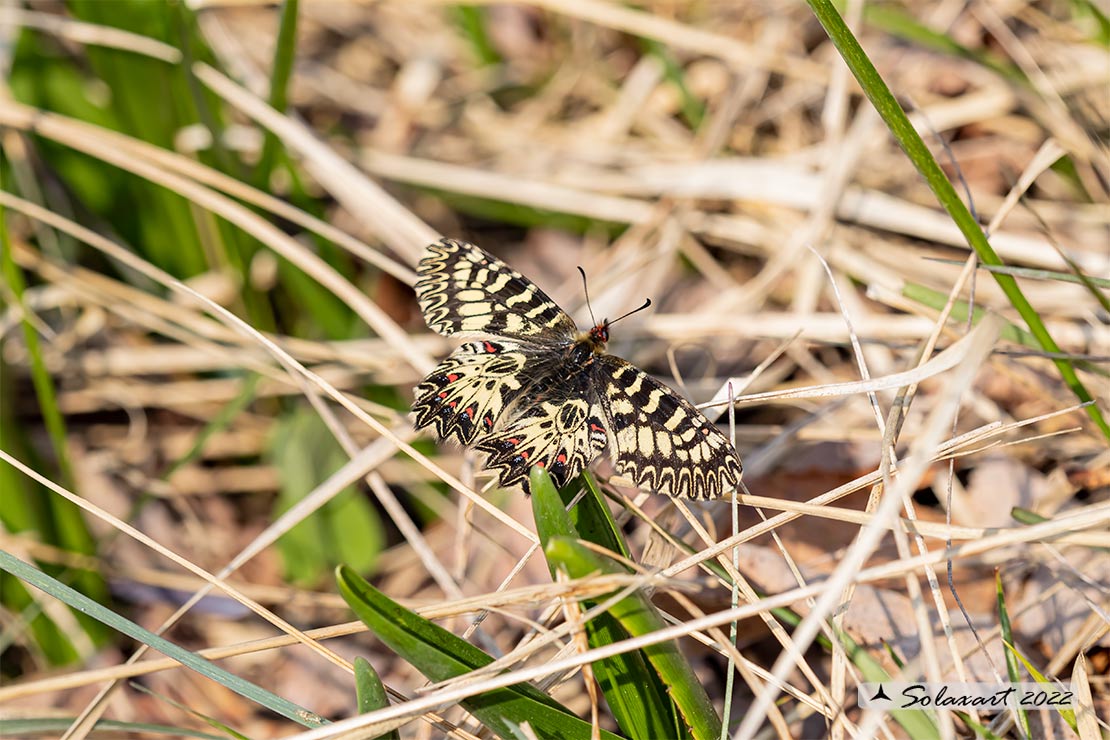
[608,298,652,326]
[577,266,599,327]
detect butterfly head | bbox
[588,322,610,345]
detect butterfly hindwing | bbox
[597,355,742,499]
[412,340,535,445]
[476,397,608,492]
[415,238,577,340]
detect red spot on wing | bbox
[483,341,497,353]
[556,453,567,464]
[520,451,530,460]
[437,392,448,399]
[464,406,475,419]
[446,373,459,382]
[589,423,604,432]
[507,437,520,445]
[535,460,545,468]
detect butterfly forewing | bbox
[597,356,742,499]
[415,239,577,340]
[413,237,742,498]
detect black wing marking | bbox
[415,238,577,340]
[597,355,742,499]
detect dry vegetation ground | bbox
[1,1,1108,738]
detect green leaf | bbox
[336,565,626,740]
[924,257,1110,291]
[254,0,300,187]
[354,657,399,740]
[530,468,687,739]
[541,514,721,740]
[561,471,633,561]
[270,410,384,584]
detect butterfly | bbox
[411,238,742,499]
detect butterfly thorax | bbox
[570,322,610,365]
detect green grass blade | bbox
[995,572,1031,736]
[805,0,1109,440]
[1022,232,1110,313]
[1011,509,1109,554]
[163,373,263,480]
[951,711,1004,739]
[61,2,210,276]
[452,6,501,66]
[0,204,109,651]
[1002,640,1079,733]
[0,550,327,728]
[903,283,1039,347]
[129,681,251,740]
[864,5,1024,81]
[1,211,73,492]
[1068,0,1110,45]
[0,570,79,664]
[0,355,83,663]
[531,468,689,739]
[836,628,940,740]
[924,258,1110,291]
[620,498,936,739]
[354,657,400,740]
[336,565,626,740]
[903,283,1107,377]
[0,718,227,739]
[254,0,300,186]
[640,39,706,129]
